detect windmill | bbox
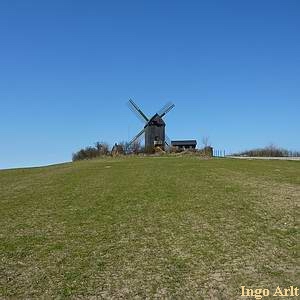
[127,99,175,150]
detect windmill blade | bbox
[128,128,145,146]
[157,102,175,118]
[157,102,172,116]
[165,135,171,149]
[127,100,148,124]
[128,99,149,123]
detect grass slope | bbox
[0,157,299,299]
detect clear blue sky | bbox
[1,0,299,169]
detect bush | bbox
[95,142,110,155]
[72,142,110,161]
[143,146,155,154]
[234,144,300,157]
[111,142,126,156]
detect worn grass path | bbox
[0,157,299,299]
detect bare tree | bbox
[131,140,142,154]
[202,136,211,148]
[95,141,110,155]
[117,141,126,154]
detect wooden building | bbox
[171,140,197,151]
[144,114,165,149]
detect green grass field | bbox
[0,157,299,299]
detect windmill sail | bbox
[157,102,175,118]
[128,128,145,146]
[165,135,171,149]
[128,99,149,123]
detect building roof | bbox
[171,140,197,146]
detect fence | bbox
[213,149,226,157]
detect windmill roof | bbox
[145,113,165,127]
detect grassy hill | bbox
[0,157,299,299]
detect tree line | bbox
[233,144,300,157]
[72,141,143,161]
